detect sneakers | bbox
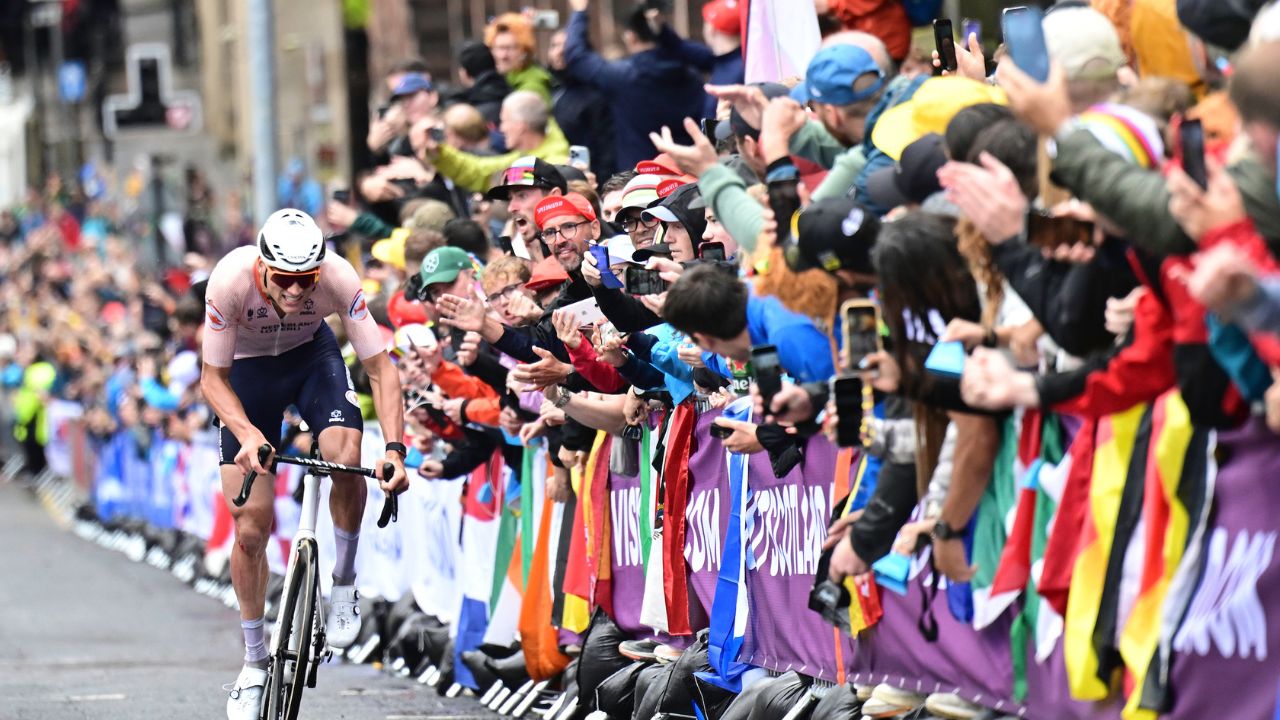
[861,684,925,718]
[618,639,660,661]
[654,644,683,664]
[224,665,267,720]
[325,585,361,649]
[925,692,984,719]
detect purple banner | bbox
[685,412,730,619]
[1164,418,1280,719]
[609,463,647,636]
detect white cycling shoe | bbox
[325,585,361,649]
[225,664,267,720]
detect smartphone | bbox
[332,189,351,205]
[698,241,726,263]
[709,422,734,440]
[390,178,418,194]
[1001,6,1049,83]
[1026,209,1094,249]
[589,245,624,289]
[531,9,561,29]
[934,18,957,74]
[751,344,784,413]
[1180,118,1207,189]
[569,145,591,169]
[625,266,669,296]
[700,118,720,141]
[924,340,967,379]
[841,299,882,373]
[428,126,445,144]
[962,18,981,44]
[560,297,606,327]
[831,375,863,448]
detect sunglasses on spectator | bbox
[267,268,321,290]
[537,221,587,243]
[619,213,659,232]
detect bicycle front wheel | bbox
[266,539,318,720]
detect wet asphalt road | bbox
[0,479,493,720]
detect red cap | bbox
[533,192,596,230]
[635,153,683,177]
[387,290,430,328]
[702,0,740,36]
[656,177,695,198]
[525,256,571,291]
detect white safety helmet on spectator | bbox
[257,209,326,272]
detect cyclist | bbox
[200,209,409,719]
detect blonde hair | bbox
[481,255,532,294]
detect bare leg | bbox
[220,464,274,622]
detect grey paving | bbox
[0,479,494,720]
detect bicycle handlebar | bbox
[232,443,400,527]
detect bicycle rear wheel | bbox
[264,539,317,720]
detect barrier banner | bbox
[609,453,649,636]
[1165,418,1280,719]
[44,400,83,479]
[738,428,849,682]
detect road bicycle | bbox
[233,443,399,720]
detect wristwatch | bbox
[385,441,407,458]
[552,387,574,409]
[932,519,964,542]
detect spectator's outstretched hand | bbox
[551,309,581,350]
[712,418,766,454]
[997,59,1071,137]
[760,97,807,162]
[512,347,573,389]
[649,118,718,178]
[938,152,1027,244]
[456,331,481,367]
[706,84,769,131]
[436,293,485,332]
[931,32,987,81]
[1167,159,1246,242]
[1185,243,1259,316]
[960,347,1038,410]
[569,0,588,12]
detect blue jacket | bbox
[744,295,836,383]
[563,10,709,170]
[656,26,744,119]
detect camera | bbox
[808,579,852,633]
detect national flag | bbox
[970,412,1025,630]
[453,451,504,690]
[742,0,822,83]
[518,447,572,681]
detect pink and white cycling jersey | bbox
[202,246,385,367]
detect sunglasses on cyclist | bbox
[267,268,321,290]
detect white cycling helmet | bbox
[258,208,326,272]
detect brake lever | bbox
[375,462,399,528]
[233,444,275,507]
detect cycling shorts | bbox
[218,323,364,465]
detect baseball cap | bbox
[619,174,662,211]
[525,256,571,292]
[729,83,791,139]
[635,153,684,177]
[702,0,740,36]
[791,45,885,107]
[387,290,429,327]
[534,192,597,230]
[865,133,947,210]
[415,246,474,296]
[556,164,589,183]
[390,73,435,101]
[1043,6,1126,81]
[604,235,638,265]
[486,156,568,201]
[392,323,438,357]
[371,227,409,271]
[643,183,708,237]
[790,197,881,274]
[870,76,1006,161]
[631,242,674,263]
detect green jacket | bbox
[697,163,764,254]
[350,212,393,241]
[1052,128,1280,256]
[434,122,570,194]
[506,64,553,104]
